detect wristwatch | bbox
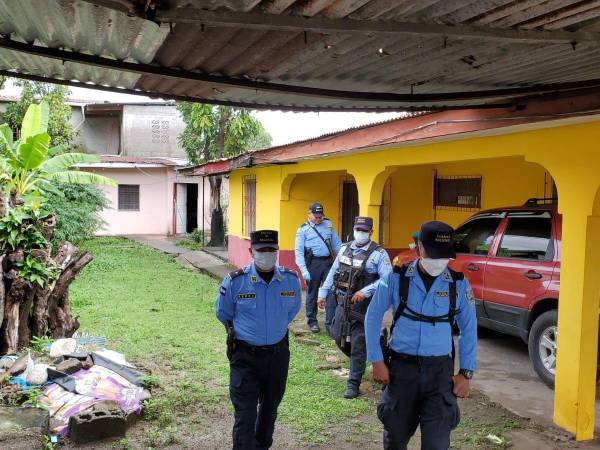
[458,369,474,380]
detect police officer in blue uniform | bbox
[216,230,302,450]
[365,221,477,450]
[318,216,391,398]
[295,202,342,333]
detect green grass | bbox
[174,238,203,251]
[70,237,372,444]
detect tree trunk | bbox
[208,175,224,246]
[206,108,230,248]
[3,277,32,354]
[47,251,92,339]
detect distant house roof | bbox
[78,155,188,168]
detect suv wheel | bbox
[528,310,557,388]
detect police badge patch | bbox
[280,291,295,297]
[251,275,258,283]
[436,291,449,298]
[466,287,475,305]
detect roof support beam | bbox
[2,37,600,105]
[154,8,600,44]
[0,69,499,112]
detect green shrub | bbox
[46,183,108,246]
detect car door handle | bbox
[466,264,480,272]
[524,271,543,280]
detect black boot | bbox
[344,382,360,399]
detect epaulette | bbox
[228,268,245,279]
[300,222,308,228]
[279,266,298,277]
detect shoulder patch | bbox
[466,286,475,305]
[228,268,245,280]
[280,267,298,277]
[219,286,227,295]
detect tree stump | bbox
[0,222,92,353]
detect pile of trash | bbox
[0,334,151,444]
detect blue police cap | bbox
[419,221,456,259]
[309,202,324,216]
[354,216,373,231]
[250,230,279,249]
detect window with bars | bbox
[434,176,482,209]
[242,175,256,236]
[118,185,140,211]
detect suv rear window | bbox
[454,217,502,255]
[497,217,552,260]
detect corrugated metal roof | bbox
[2,1,600,110]
[0,0,169,89]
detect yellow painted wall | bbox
[434,157,550,226]
[279,171,347,248]
[384,165,435,248]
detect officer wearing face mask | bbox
[295,202,342,333]
[317,216,391,399]
[364,221,477,450]
[215,230,302,450]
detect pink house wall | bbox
[83,167,175,235]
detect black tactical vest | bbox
[333,241,380,315]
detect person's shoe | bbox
[309,323,320,333]
[344,384,360,399]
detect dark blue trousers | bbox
[229,340,290,450]
[377,355,460,450]
[306,257,333,326]
[348,320,367,387]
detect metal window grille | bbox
[242,175,256,236]
[434,176,481,210]
[118,184,140,211]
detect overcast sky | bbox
[0,79,403,147]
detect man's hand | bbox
[372,361,390,385]
[452,374,470,398]
[351,291,367,303]
[302,271,311,282]
[317,297,326,309]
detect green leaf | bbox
[20,101,49,142]
[18,133,50,170]
[41,152,100,174]
[46,170,117,187]
[0,123,13,148]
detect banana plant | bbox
[0,101,116,209]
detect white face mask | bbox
[253,250,277,271]
[353,230,370,246]
[420,257,450,277]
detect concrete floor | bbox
[473,327,600,434]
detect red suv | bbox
[395,199,581,387]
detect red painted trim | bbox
[228,235,253,268]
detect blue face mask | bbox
[253,250,277,271]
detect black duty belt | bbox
[390,350,451,365]
[235,334,289,354]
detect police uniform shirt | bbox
[364,260,477,371]
[294,219,342,274]
[318,241,392,299]
[215,263,302,346]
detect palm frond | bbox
[41,152,100,174]
[46,170,117,187]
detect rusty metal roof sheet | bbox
[2,1,600,110]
